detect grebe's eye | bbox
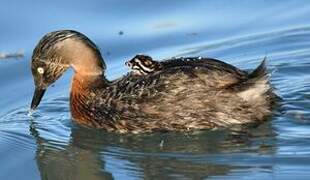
[37,67,45,74]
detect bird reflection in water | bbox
[29,117,276,179]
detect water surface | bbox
[1,0,310,179]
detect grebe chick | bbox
[125,54,162,75]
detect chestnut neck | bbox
[71,73,109,94]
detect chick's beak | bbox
[30,87,46,110]
[125,61,132,68]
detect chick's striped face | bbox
[125,55,160,76]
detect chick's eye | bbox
[37,67,45,74]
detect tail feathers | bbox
[248,57,268,80]
[237,58,272,104]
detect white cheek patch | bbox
[37,67,45,74]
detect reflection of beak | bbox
[30,87,46,110]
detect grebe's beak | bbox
[30,87,46,110]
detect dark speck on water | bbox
[1,0,310,179]
[118,31,124,35]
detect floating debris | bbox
[0,50,24,60]
[187,32,198,36]
[118,31,124,35]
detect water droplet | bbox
[27,109,34,116]
[160,140,164,148]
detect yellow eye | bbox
[37,67,44,74]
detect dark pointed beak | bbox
[30,88,46,110]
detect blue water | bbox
[1,0,310,179]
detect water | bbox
[1,0,310,179]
